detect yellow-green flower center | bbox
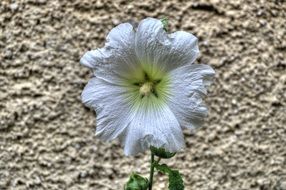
[122,63,171,110]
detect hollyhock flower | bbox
[80,18,215,156]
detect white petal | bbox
[80,23,135,68]
[135,18,199,72]
[167,31,199,68]
[105,23,135,50]
[135,18,170,65]
[80,49,111,70]
[80,23,137,83]
[167,64,215,129]
[119,104,185,156]
[81,77,137,141]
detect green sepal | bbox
[160,17,168,31]
[154,163,184,190]
[124,172,149,190]
[150,146,176,159]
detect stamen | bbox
[139,82,153,97]
[139,81,160,98]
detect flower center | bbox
[123,65,170,109]
[139,82,154,97]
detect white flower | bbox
[80,18,215,156]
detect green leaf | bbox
[150,146,176,159]
[124,173,149,190]
[154,163,184,190]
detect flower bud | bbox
[124,173,149,190]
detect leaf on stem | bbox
[153,163,184,190]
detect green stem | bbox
[148,152,155,190]
[157,157,161,163]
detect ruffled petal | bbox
[135,18,170,66]
[167,31,199,69]
[119,104,185,156]
[135,18,199,72]
[167,64,215,129]
[81,77,137,141]
[80,23,137,84]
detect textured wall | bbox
[1,0,286,189]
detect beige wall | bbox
[0,0,285,189]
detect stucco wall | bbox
[0,0,285,189]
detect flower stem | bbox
[148,152,155,190]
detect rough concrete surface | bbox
[0,0,286,189]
